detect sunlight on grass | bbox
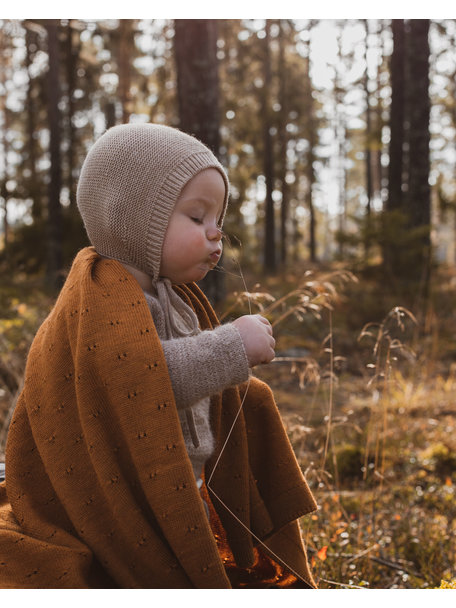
[244,265,456,589]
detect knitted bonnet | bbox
[76,123,229,282]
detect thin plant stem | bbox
[322,310,334,471]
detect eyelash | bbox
[190,217,224,235]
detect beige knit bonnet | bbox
[76,123,229,282]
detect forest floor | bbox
[226,261,456,589]
[1,259,456,589]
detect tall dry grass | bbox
[230,264,456,589]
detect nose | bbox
[207,225,223,242]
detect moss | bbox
[331,443,365,482]
[420,443,456,478]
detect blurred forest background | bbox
[1,18,456,589]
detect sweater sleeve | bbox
[144,290,250,409]
[161,323,250,409]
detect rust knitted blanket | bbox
[0,247,317,588]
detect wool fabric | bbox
[145,289,249,411]
[0,248,317,588]
[76,123,229,281]
[144,289,249,475]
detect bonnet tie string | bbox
[155,278,201,448]
[156,279,199,337]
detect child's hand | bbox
[232,314,276,367]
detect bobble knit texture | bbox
[76,123,229,281]
[0,249,317,588]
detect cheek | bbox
[184,230,206,252]
[163,222,206,270]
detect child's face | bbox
[160,168,225,284]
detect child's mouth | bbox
[209,250,221,263]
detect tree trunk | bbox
[118,20,133,124]
[45,20,63,290]
[375,20,386,207]
[174,20,220,154]
[65,20,77,209]
[262,20,276,274]
[406,19,431,284]
[105,101,117,129]
[335,31,346,258]
[451,48,456,264]
[383,19,406,275]
[25,25,42,222]
[173,19,224,304]
[363,19,373,258]
[303,28,317,263]
[0,28,9,253]
[383,19,431,288]
[278,20,289,267]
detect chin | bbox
[193,266,212,282]
[193,271,209,283]
[174,270,207,284]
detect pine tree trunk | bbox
[262,20,276,274]
[383,19,406,276]
[0,28,9,253]
[118,20,133,124]
[406,19,431,284]
[363,19,373,257]
[65,20,77,209]
[25,25,42,222]
[386,19,406,210]
[383,19,431,288]
[335,31,346,258]
[278,20,289,267]
[174,20,220,154]
[173,19,224,304]
[105,102,117,129]
[303,30,317,263]
[45,20,63,290]
[375,21,386,207]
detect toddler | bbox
[0,124,317,588]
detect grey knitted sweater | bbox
[144,290,250,485]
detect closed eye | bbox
[190,217,203,225]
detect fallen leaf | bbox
[317,546,328,561]
[334,525,347,535]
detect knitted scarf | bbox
[0,248,317,588]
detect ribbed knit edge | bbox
[214,324,250,388]
[145,151,230,280]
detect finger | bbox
[259,318,273,335]
[262,348,275,364]
[257,315,271,326]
